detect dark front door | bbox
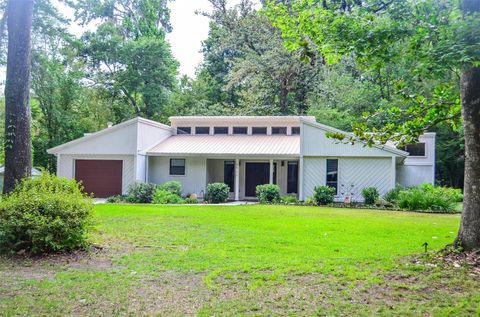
[245,163,270,197]
[75,159,123,197]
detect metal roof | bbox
[147,135,300,157]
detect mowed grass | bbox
[1,204,479,316]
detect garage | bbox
[75,160,123,197]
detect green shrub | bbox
[157,181,182,196]
[305,197,316,206]
[205,183,229,204]
[152,189,184,204]
[397,184,457,212]
[106,195,128,203]
[126,182,157,203]
[184,197,198,204]
[281,194,299,205]
[256,184,281,204]
[362,187,379,205]
[384,184,404,204]
[313,185,336,205]
[0,173,93,254]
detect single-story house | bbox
[47,116,435,201]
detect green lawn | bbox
[1,204,478,316]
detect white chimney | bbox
[107,122,113,128]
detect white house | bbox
[47,116,435,201]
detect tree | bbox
[75,0,178,120]
[3,0,34,193]
[267,0,480,250]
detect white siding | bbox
[338,158,393,201]
[396,165,435,187]
[55,123,138,155]
[57,154,135,195]
[148,156,207,197]
[301,123,400,157]
[137,121,171,152]
[301,157,393,202]
[396,133,435,187]
[303,157,326,199]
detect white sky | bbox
[56,0,260,78]
[0,0,260,91]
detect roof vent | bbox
[107,122,113,128]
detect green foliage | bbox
[205,183,230,204]
[281,194,299,205]
[383,184,404,204]
[184,197,198,204]
[361,187,379,205]
[152,189,184,204]
[256,184,281,204]
[106,195,128,204]
[126,182,157,203]
[397,184,460,212]
[157,181,182,196]
[312,185,336,205]
[0,173,93,254]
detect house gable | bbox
[300,120,408,158]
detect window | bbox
[170,159,185,175]
[291,127,300,135]
[252,127,267,135]
[233,127,248,134]
[195,126,210,135]
[287,161,298,194]
[214,127,229,134]
[272,127,287,135]
[224,161,235,192]
[177,127,191,135]
[405,143,426,157]
[326,159,338,194]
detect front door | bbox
[245,162,270,197]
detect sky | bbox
[0,0,260,90]
[55,0,260,78]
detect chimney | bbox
[107,122,113,128]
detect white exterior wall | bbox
[57,154,135,194]
[148,156,207,197]
[396,133,435,187]
[301,157,393,202]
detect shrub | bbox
[0,173,93,254]
[205,183,229,204]
[384,184,404,204]
[281,194,299,205]
[126,182,157,203]
[184,197,198,204]
[256,184,281,204]
[152,189,184,204]
[106,195,128,203]
[305,197,316,206]
[313,185,336,205]
[362,187,379,205]
[157,181,182,196]
[397,184,457,212]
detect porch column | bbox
[299,156,304,201]
[234,159,240,201]
[269,159,274,184]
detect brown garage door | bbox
[75,160,123,197]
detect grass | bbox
[1,204,478,316]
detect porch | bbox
[206,158,299,200]
[146,156,299,201]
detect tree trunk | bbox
[3,0,34,194]
[456,67,480,251]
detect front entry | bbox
[245,162,273,197]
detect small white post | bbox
[235,159,240,201]
[269,159,274,184]
[299,157,304,201]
